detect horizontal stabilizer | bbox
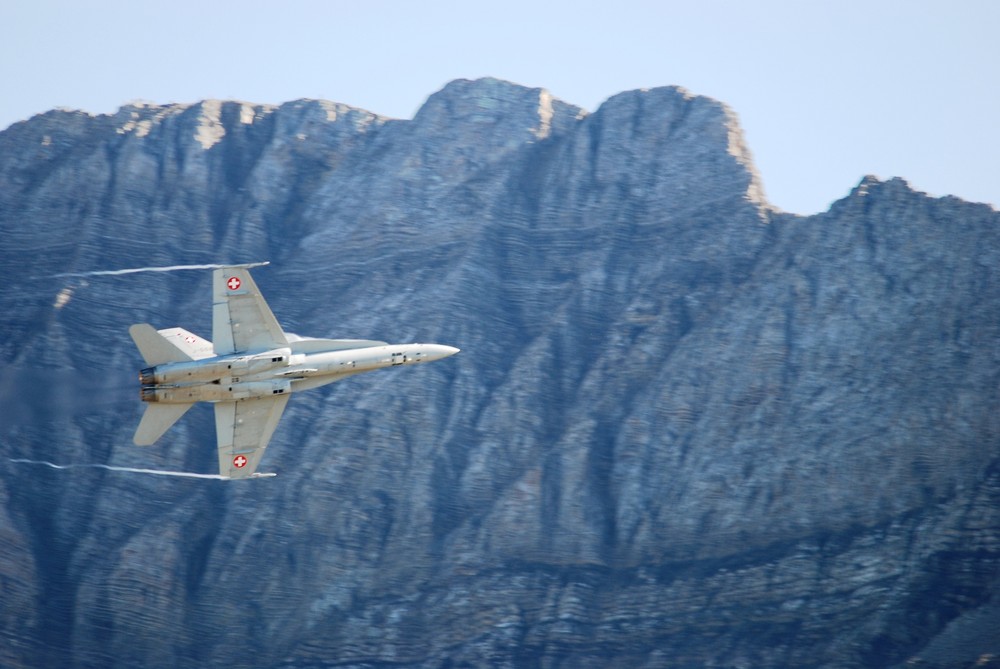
[156,327,215,360]
[130,323,195,366]
[134,403,194,445]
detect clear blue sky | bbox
[2,0,997,214]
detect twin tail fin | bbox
[129,323,209,445]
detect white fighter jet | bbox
[129,263,459,479]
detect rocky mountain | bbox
[0,77,998,668]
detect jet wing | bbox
[214,395,290,479]
[212,267,287,355]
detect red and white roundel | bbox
[233,455,248,468]
[227,276,242,291]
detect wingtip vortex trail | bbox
[9,458,230,480]
[48,261,270,279]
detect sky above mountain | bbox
[2,0,996,215]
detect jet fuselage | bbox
[140,343,459,404]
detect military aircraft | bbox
[129,262,459,479]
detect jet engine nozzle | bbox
[140,367,157,385]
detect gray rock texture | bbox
[0,77,998,668]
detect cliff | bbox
[0,77,998,668]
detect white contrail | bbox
[51,261,268,278]
[9,458,230,480]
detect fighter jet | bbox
[129,262,459,479]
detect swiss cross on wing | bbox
[227,276,242,291]
[233,455,248,468]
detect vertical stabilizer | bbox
[134,403,194,445]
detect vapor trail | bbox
[9,458,230,480]
[51,261,268,278]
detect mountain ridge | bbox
[1,77,998,668]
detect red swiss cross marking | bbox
[233,455,248,468]
[227,276,242,291]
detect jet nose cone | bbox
[423,344,459,361]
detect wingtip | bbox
[226,261,270,270]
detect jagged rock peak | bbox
[585,85,770,209]
[414,77,585,141]
[825,175,911,211]
[844,175,997,213]
[109,99,386,149]
[564,86,773,210]
[403,78,771,209]
[853,174,915,196]
[4,98,387,153]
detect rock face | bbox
[1,78,998,668]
